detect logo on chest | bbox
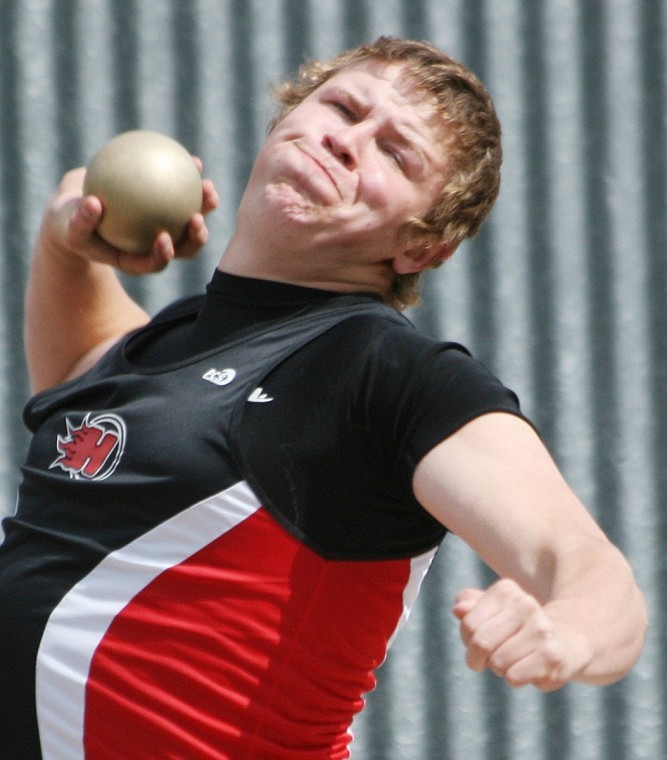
[51,413,127,480]
[201,367,274,403]
[202,367,236,386]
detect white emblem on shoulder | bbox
[247,387,274,403]
[202,368,236,386]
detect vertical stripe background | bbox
[0,1,663,757]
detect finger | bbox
[117,231,173,273]
[460,579,537,633]
[181,153,220,222]
[498,644,568,690]
[452,588,484,620]
[456,581,543,672]
[58,195,120,265]
[44,170,90,239]
[488,616,569,687]
[186,159,218,215]
[454,589,508,671]
[201,178,220,215]
[69,195,104,237]
[56,167,87,196]
[172,212,209,260]
[66,196,160,273]
[463,608,528,672]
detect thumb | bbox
[452,588,484,620]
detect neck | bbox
[217,231,394,299]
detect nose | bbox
[323,122,374,170]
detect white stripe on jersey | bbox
[386,547,438,651]
[35,480,260,760]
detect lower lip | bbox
[297,147,341,195]
[298,145,329,177]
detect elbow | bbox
[624,585,649,676]
[617,566,649,682]
[591,582,648,687]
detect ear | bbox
[392,241,458,274]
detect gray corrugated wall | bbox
[0,1,663,757]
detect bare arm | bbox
[413,412,647,690]
[24,167,218,393]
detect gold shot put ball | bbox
[83,130,203,254]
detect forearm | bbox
[24,231,148,393]
[420,413,647,691]
[544,538,647,685]
[24,170,151,393]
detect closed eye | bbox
[381,143,404,168]
[328,99,356,121]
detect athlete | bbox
[1,37,646,759]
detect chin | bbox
[264,182,322,224]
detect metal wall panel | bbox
[0,1,663,757]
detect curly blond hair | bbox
[270,36,502,309]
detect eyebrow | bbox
[322,84,436,175]
[324,86,365,115]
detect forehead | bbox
[319,61,437,115]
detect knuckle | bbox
[469,633,494,658]
[541,640,566,669]
[494,578,520,596]
[466,650,488,673]
[488,653,508,678]
[494,578,539,611]
[504,670,526,688]
[459,617,475,639]
[465,637,494,672]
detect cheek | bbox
[272,105,323,139]
[360,171,424,225]
[358,164,399,207]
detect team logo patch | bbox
[51,413,127,480]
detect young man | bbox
[1,37,646,759]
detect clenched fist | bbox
[453,578,591,692]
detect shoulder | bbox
[305,304,469,364]
[290,308,512,406]
[309,316,527,471]
[309,312,482,393]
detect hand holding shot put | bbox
[44,130,219,269]
[84,130,205,255]
[26,133,219,392]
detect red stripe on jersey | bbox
[83,507,411,759]
[36,481,261,758]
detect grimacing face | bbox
[239,61,450,273]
